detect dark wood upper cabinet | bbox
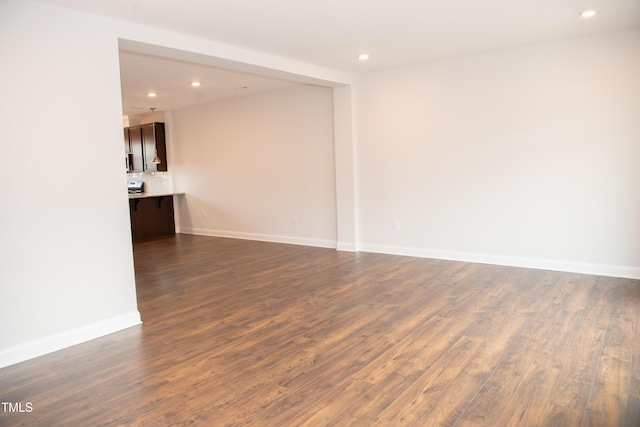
[124,129,130,171]
[124,122,167,172]
[126,126,144,172]
[142,123,167,172]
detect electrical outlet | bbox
[292,215,298,224]
[393,220,400,231]
[201,210,207,219]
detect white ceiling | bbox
[118,50,305,117]
[37,0,640,116]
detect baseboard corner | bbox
[0,311,142,369]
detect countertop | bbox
[128,192,185,199]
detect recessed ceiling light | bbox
[358,53,370,61]
[148,92,157,97]
[191,81,201,87]
[581,10,596,18]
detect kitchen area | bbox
[124,112,182,242]
[117,46,331,246]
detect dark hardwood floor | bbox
[2,234,639,426]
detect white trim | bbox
[336,242,359,252]
[0,311,142,369]
[179,227,337,249]
[176,230,640,279]
[359,243,640,280]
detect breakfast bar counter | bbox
[128,193,184,242]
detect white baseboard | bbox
[177,229,640,279]
[336,241,359,252]
[359,243,640,280]
[0,311,142,369]
[179,227,337,249]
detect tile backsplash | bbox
[126,171,173,194]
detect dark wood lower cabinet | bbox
[129,196,175,242]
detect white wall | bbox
[0,0,354,367]
[172,85,337,247]
[356,29,640,278]
[0,0,141,367]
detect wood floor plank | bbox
[628,291,640,427]
[1,234,638,426]
[540,275,613,425]
[376,335,486,425]
[585,278,640,427]
[328,370,426,426]
[476,274,577,426]
[455,270,570,425]
[410,310,533,427]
